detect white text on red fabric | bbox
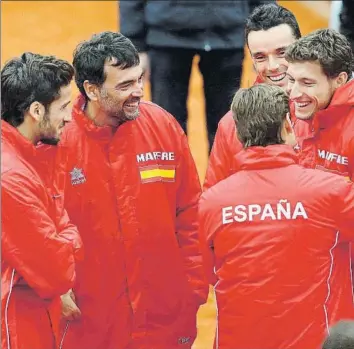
[222,200,308,224]
[318,149,348,165]
[136,152,175,162]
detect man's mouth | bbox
[267,73,286,82]
[294,101,312,108]
[124,100,140,108]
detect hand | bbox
[61,289,81,321]
[139,52,150,82]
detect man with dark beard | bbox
[58,31,208,349]
[1,52,83,349]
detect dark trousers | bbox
[149,47,244,150]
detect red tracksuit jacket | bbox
[58,96,208,349]
[1,121,82,349]
[294,79,354,180]
[199,144,354,349]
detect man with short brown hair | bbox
[199,83,354,349]
[286,28,354,179]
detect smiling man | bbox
[247,23,294,88]
[286,28,354,179]
[1,52,82,349]
[204,3,301,189]
[58,31,208,349]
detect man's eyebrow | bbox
[61,101,71,109]
[115,79,135,88]
[115,73,144,88]
[252,51,265,57]
[301,77,316,82]
[252,46,289,57]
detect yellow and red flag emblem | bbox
[139,164,176,183]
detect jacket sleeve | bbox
[1,171,80,299]
[175,124,209,307]
[119,0,147,51]
[56,209,84,263]
[36,142,84,263]
[198,193,218,286]
[204,120,231,190]
[336,179,354,239]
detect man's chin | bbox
[125,110,140,121]
[294,106,317,121]
[294,112,314,121]
[266,77,288,90]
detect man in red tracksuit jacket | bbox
[58,31,208,349]
[204,3,301,189]
[286,28,354,180]
[1,53,83,349]
[199,84,354,349]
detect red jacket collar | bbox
[327,78,354,107]
[1,120,37,158]
[315,79,354,129]
[234,144,299,171]
[72,95,114,141]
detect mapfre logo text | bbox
[318,149,348,165]
[136,151,175,163]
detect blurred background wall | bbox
[1,1,330,348]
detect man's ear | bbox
[83,80,99,101]
[284,113,293,133]
[334,71,348,88]
[28,101,45,122]
[282,113,297,147]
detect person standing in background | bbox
[329,0,342,31]
[120,0,273,150]
[339,0,354,53]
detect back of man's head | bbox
[245,3,301,43]
[231,84,289,148]
[322,320,354,349]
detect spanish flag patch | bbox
[139,164,176,183]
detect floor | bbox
[1,1,329,348]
